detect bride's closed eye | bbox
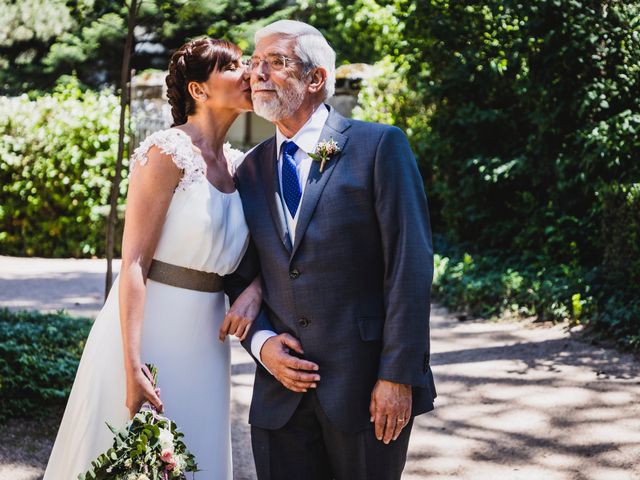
[225,61,242,71]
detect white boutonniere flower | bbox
[309,138,340,173]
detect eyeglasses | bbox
[245,54,299,73]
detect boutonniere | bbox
[308,138,340,173]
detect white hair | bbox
[255,20,336,100]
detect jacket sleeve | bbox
[373,126,434,387]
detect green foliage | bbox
[600,183,640,288]
[298,0,409,65]
[433,252,594,323]
[0,0,294,94]
[0,308,92,420]
[0,76,126,257]
[311,0,640,348]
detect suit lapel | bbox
[260,137,293,252]
[291,108,351,258]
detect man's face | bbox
[250,34,308,122]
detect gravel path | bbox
[1,256,639,480]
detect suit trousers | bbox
[251,390,414,480]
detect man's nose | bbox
[255,60,269,81]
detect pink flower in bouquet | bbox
[166,457,178,471]
[161,449,173,463]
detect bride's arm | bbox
[119,146,181,418]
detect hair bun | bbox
[164,38,242,127]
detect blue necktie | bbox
[281,141,301,217]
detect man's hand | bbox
[369,379,412,444]
[260,333,320,393]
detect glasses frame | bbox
[245,54,301,73]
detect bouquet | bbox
[78,364,198,480]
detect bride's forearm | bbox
[246,274,262,300]
[119,260,149,374]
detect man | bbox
[235,20,436,480]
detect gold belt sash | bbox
[147,259,224,293]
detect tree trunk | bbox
[105,0,139,300]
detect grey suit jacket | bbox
[231,106,436,432]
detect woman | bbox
[44,38,258,480]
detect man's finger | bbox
[369,397,376,423]
[281,367,320,383]
[278,376,310,393]
[280,333,305,355]
[391,417,404,441]
[283,382,308,393]
[374,411,386,441]
[283,355,319,372]
[382,414,397,444]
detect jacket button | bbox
[289,269,300,279]
[298,317,309,327]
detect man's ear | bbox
[187,81,208,103]
[307,67,327,95]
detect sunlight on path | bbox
[1,257,639,480]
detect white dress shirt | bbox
[250,104,330,370]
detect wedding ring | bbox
[398,417,405,423]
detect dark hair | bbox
[165,38,242,126]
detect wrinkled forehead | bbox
[253,34,297,58]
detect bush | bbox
[0,308,92,420]
[311,0,640,350]
[0,76,127,257]
[600,183,640,289]
[433,252,594,324]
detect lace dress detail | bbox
[130,128,244,191]
[223,142,245,176]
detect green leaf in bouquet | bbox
[145,362,158,388]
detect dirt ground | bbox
[1,256,639,480]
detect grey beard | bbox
[253,82,306,122]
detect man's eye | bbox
[271,58,284,67]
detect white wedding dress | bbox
[44,129,249,480]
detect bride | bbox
[44,38,259,480]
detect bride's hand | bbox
[219,275,262,342]
[125,364,164,418]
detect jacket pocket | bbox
[357,315,385,341]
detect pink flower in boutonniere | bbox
[309,138,340,173]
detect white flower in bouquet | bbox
[159,428,175,452]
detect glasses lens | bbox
[269,55,286,70]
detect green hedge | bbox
[433,251,593,324]
[433,247,639,351]
[0,308,92,419]
[0,76,126,257]
[310,0,640,349]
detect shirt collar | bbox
[276,104,330,160]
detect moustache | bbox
[252,82,278,91]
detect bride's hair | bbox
[166,38,243,127]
